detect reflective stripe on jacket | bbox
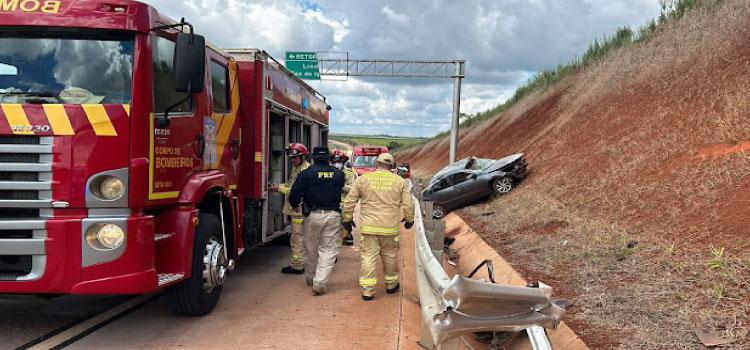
[343,169,414,235]
[280,160,309,215]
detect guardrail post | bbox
[420,321,436,349]
[420,323,460,350]
[431,220,445,262]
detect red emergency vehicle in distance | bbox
[0,0,330,316]
[351,145,388,175]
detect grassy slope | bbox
[397,1,749,349]
[330,134,426,152]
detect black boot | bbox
[345,233,354,246]
[281,266,304,274]
[386,283,400,294]
[362,295,374,301]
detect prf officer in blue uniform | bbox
[290,146,346,295]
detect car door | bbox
[429,179,452,205]
[446,171,479,207]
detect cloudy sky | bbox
[146,0,661,137]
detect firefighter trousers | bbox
[290,215,306,270]
[304,210,343,289]
[359,233,399,297]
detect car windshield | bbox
[0,30,134,104]
[467,158,495,170]
[353,155,378,167]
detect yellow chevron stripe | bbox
[82,104,117,136]
[42,104,75,135]
[2,104,34,135]
[123,104,130,117]
[213,61,241,167]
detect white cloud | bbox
[381,5,410,25]
[142,0,661,137]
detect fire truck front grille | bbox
[0,171,38,182]
[0,153,39,163]
[0,230,33,239]
[0,135,40,144]
[0,209,40,219]
[0,135,52,281]
[0,190,38,200]
[0,256,32,280]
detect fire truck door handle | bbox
[196,134,205,159]
[231,138,240,159]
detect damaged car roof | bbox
[430,153,524,185]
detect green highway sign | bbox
[285,51,320,80]
[286,52,318,61]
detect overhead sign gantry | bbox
[285,52,466,164]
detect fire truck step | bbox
[158,273,184,286]
[154,233,173,242]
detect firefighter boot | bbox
[345,232,354,246]
[282,266,304,274]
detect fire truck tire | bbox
[167,213,224,316]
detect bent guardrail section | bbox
[412,183,565,349]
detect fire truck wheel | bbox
[168,213,226,316]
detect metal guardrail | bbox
[412,183,565,349]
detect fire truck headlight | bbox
[98,176,124,200]
[86,223,125,250]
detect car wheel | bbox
[433,204,446,219]
[168,213,226,316]
[492,177,513,195]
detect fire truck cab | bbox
[0,0,329,316]
[351,145,388,175]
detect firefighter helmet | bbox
[332,149,348,162]
[286,143,308,157]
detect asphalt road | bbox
[0,208,405,350]
[0,294,131,350]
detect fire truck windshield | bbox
[0,30,134,104]
[353,155,378,167]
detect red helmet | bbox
[286,143,308,156]
[332,149,348,162]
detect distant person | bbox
[342,153,414,300]
[332,149,357,245]
[269,143,310,274]
[289,146,346,295]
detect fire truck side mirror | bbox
[174,33,206,94]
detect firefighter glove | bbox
[404,221,414,229]
[342,221,355,233]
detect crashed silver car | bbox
[421,154,528,218]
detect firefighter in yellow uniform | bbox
[269,143,310,274]
[343,153,414,300]
[332,150,357,245]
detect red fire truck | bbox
[351,145,388,175]
[0,0,330,315]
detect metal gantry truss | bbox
[318,58,466,78]
[317,55,466,163]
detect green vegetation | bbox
[330,133,426,152]
[428,0,711,140]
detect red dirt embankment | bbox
[399,2,749,249]
[397,1,749,349]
